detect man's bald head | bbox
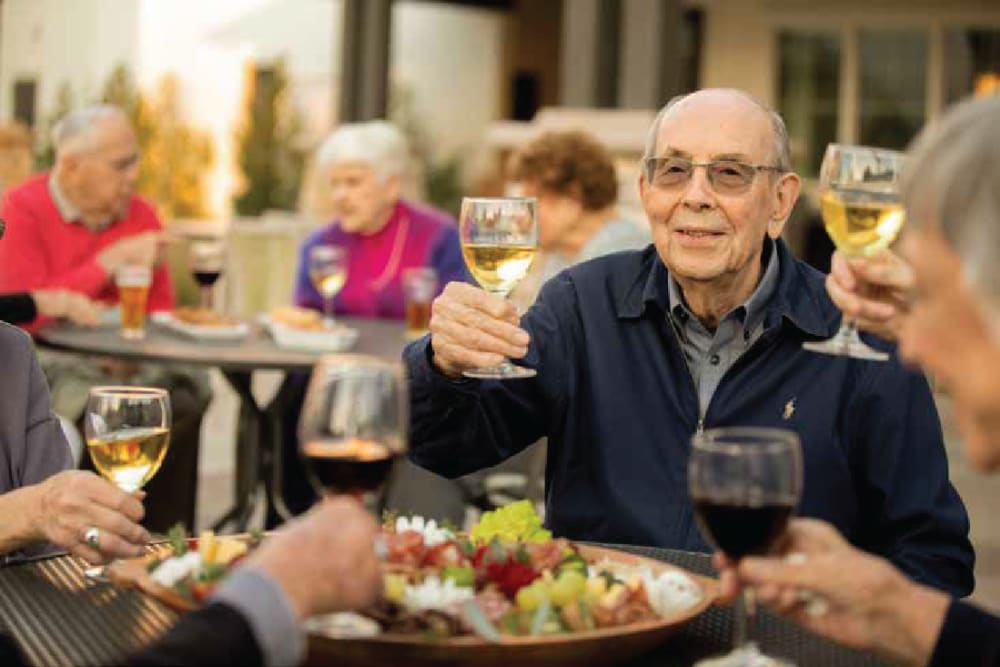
[53,105,133,157]
[644,89,791,172]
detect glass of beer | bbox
[402,267,437,340]
[84,386,171,578]
[459,197,538,379]
[802,144,906,361]
[309,244,348,326]
[116,264,152,341]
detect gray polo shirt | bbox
[667,239,780,417]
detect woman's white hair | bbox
[903,94,1000,298]
[314,120,409,181]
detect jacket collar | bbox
[616,238,835,338]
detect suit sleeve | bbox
[405,271,576,478]
[116,602,263,667]
[19,335,73,486]
[929,600,1000,666]
[850,361,975,597]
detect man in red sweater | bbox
[0,105,209,532]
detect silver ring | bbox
[84,527,100,549]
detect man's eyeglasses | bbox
[643,157,784,193]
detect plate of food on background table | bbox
[152,307,250,341]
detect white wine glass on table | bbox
[309,244,348,326]
[459,196,538,380]
[690,427,803,667]
[84,386,171,579]
[803,144,906,361]
[189,239,226,311]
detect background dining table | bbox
[0,546,885,667]
[36,316,410,531]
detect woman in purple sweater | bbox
[293,120,467,319]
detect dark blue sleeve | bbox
[929,600,1000,666]
[427,223,471,288]
[292,234,324,311]
[405,271,577,478]
[849,361,975,597]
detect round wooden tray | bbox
[110,542,718,667]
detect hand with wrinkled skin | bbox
[825,249,915,342]
[96,231,165,275]
[429,282,531,378]
[714,519,948,667]
[246,496,382,621]
[9,470,150,563]
[31,290,101,327]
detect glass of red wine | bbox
[689,427,802,667]
[297,355,407,527]
[189,239,226,310]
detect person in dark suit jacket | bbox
[2,497,381,667]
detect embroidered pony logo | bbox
[783,398,796,421]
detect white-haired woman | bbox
[717,94,1000,666]
[292,120,467,318]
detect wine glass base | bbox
[462,364,537,380]
[802,338,889,362]
[694,643,795,667]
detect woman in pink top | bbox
[293,121,467,319]
[280,121,468,524]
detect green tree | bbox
[35,82,75,170]
[232,58,306,215]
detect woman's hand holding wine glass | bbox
[689,427,803,667]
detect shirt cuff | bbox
[212,566,306,667]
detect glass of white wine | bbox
[802,144,906,361]
[459,196,538,380]
[84,386,171,579]
[309,244,348,326]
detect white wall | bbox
[0,0,138,122]
[391,2,504,162]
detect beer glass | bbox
[402,267,437,340]
[116,265,152,340]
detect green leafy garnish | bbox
[194,563,227,583]
[470,500,551,546]
[167,524,189,556]
[145,557,162,573]
[248,529,264,548]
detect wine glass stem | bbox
[200,285,212,309]
[322,297,334,324]
[734,587,757,650]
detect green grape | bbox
[516,582,547,612]
[549,571,586,606]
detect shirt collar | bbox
[617,238,832,338]
[47,173,81,223]
[666,238,779,332]
[48,172,115,230]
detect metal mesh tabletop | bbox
[0,547,884,667]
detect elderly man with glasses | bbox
[404,88,974,596]
[0,105,210,535]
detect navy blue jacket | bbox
[405,240,974,596]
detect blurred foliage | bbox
[389,83,464,217]
[232,58,306,216]
[36,63,214,220]
[35,83,75,170]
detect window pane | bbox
[944,29,1000,102]
[777,32,840,177]
[859,31,927,150]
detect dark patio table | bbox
[0,546,884,667]
[35,317,409,532]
